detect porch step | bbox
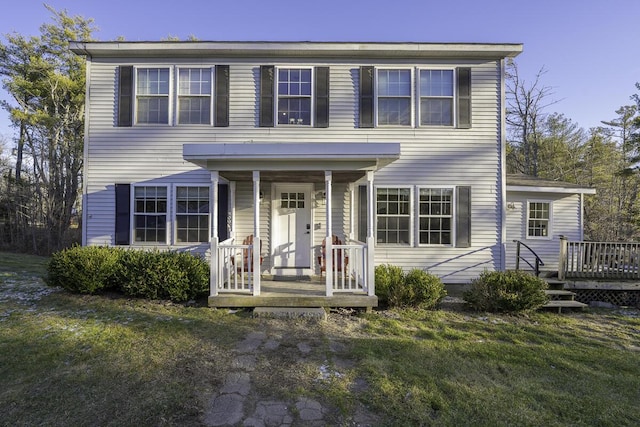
[542,300,588,312]
[252,307,327,320]
[545,290,577,299]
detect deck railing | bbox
[560,237,640,280]
[216,237,254,293]
[331,241,367,293]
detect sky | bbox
[1,0,639,146]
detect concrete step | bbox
[252,307,327,320]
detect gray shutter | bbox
[214,65,229,127]
[456,186,471,247]
[359,66,374,128]
[314,66,330,128]
[259,65,275,127]
[115,184,131,245]
[358,185,368,241]
[457,68,471,129]
[117,66,133,127]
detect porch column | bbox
[229,181,236,239]
[252,171,261,295]
[366,170,375,296]
[348,183,355,240]
[210,171,219,297]
[325,170,333,297]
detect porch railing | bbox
[513,239,544,276]
[216,237,254,293]
[331,240,367,293]
[560,237,640,280]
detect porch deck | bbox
[208,276,378,309]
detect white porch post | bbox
[252,171,261,295]
[366,170,375,296]
[229,181,236,239]
[348,183,355,241]
[210,171,219,297]
[325,171,333,297]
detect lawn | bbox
[1,252,639,426]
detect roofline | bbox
[507,185,596,195]
[69,41,523,60]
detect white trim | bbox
[175,66,215,126]
[275,66,314,127]
[415,186,455,247]
[133,66,173,126]
[374,67,415,128]
[172,183,212,246]
[130,183,170,245]
[416,67,456,128]
[81,57,91,246]
[526,199,553,240]
[499,58,507,271]
[507,185,596,195]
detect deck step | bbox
[542,300,588,313]
[252,307,327,320]
[545,290,576,296]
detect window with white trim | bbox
[178,68,212,125]
[377,69,412,126]
[418,188,453,245]
[175,186,210,243]
[134,186,168,242]
[376,187,411,244]
[135,68,170,124]
[419,69,454,126]
[527,201,551,238]
[277,68,312,125]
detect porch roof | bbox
[183,142,400,182]
[506,174,596,195]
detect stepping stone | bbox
[236,331,267,353]
[203,393,245,426]
[249,400,293,426]
[296,397,324,422]
[221,372,251,396]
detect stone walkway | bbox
[202,327,379,426]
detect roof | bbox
[69,41,523,60]
[506,174,596,194]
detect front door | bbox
[272,184,312,270]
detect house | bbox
[70,40,532,308]
[505,174,596,273]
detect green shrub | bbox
[117,250,209,302]
[397,269,447,309]
[375,265,446,309]
[47,246,209,302]
[46,246,122,294]
[375,264,405,306]
[464,270,549,312]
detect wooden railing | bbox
[513,240,544,276]
[559,237,640,279]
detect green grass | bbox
[1,252,639,426]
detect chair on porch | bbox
[318,235,348,277]
[232,234,263,273]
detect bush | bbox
[375,265,446,309]
[375,264,405,306]
[47,246,209,302]
[47,245,122,294]
[464,270,549,312]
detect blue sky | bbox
[1,0,639,143]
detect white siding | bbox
[505,191,582,272]
[84,55,504,283]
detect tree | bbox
[505,60,557,176]
[0,6,95,253]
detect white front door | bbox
[272,184,312,270]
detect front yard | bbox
[1,252,639,426]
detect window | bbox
[377,69,411,126]
[136,68,170,124]
[419,188,453,245]
[178,68,211,124]
[420,69,454,126]
[175,186,210,243]
[134,186,167,242]
[376,188,411,244]
[281,192,305,209]
[527,201,551,238]
[277,68,312,125]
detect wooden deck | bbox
[208,277,378,309]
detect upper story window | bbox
[419,70,454,126]
[376,69,412,126]
[527,201,551,239]
[136,68,170,124]
[178,68,212,125]
[277,68,312,125]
